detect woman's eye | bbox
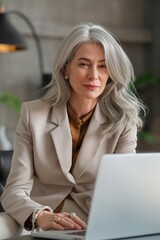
[79,63,89,68]
[99,64,106,69]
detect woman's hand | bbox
[36,210,87,231]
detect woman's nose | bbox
[87,66,98,79]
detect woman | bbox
[1,22,144,232]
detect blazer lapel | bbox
[73,104,107,179]
[50,104,75,184]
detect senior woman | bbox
[1,22,144,232]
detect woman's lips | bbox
[83,84,99,90]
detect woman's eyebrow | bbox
[78,57,105,62]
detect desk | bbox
[6,234,160,240]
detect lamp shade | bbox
[0,11,27,52]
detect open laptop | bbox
[32,153,160,240]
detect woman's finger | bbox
[50,214,75,229]
[66,212,87,229]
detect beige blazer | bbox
[1,99,137,227]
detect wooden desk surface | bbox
[6,236,32,240]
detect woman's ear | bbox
[65,64,69,74]
[64,65,70,80]
[62,65,68,79]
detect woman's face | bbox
[66,42,109,104]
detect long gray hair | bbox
[42,22,145,134]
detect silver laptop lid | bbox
[86,153,160,240]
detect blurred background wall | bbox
[0,0,160,151]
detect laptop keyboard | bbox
[65,230,86,236]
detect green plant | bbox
[134,72,160,144]
[0,89,22,113]
[134,72,160,90]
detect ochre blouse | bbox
[67,104,94,172]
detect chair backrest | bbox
[0,150,13,212]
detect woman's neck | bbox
[68,98,97,119]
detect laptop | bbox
[32,153,160,240]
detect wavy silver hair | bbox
[42,22,145,134]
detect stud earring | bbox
[65,75,69,80]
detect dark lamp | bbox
[0,10,27,52]
[0,6,44,83]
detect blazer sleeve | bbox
[1,103,44,228]
[114,121,137,153]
